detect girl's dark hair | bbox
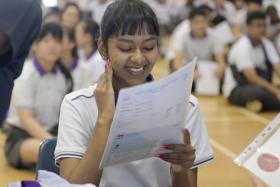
[44,7,61,20]
[246,0,263,6]
[189,7,207,20]
[62,2,82,20]
[81,18,100,50]
[63,28,78,58]
[36,22,63,42]
[246,11,266,25]
[100,0,160,50]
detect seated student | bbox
[231,0,264,35]
[75,18,105,84]
[168,7,225,89]
[210,0,236,22]
[61,28,93,90]
[4,23,70,169]
[266,5,280,52]
[55,0,213,186]
[61,2,82,30]
[223,11,280,112]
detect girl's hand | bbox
[158,129,196,173]
[94,64,115,124]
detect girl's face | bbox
[105,29,159,88]
[190,15,208,37]
[62,6,80,29]
[35,34,62,65]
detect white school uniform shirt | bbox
[81,51,105,85]
[178,29,223,64]
[143,0,171,25]
[66,58,95,90]
[7,59,67,130]
[55,85,214,187]
[166,20,190,62]
[89,0,113,25]
[223,36,280,98]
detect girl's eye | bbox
[119,47,132,52]
[143,46,155,51]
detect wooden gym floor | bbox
[0,58,276,186]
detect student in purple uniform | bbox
[61,28,92,90]
[4,23,69,169]
[55,0,213,186]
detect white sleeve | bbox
[13,70,35,109]
[166,22,189,61]
[185,96,214,168]
[230,43,255,71]
[54,95,93,163]
[264,39,280,64]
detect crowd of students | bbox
[1,0,280,186]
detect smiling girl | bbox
[55,0,213,186]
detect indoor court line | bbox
[209,107,271,160]
[210,138,237,160]
[236,107,270,124]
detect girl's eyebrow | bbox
[117,36,157,43]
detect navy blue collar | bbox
[190,32,207,39]
[247,35,262,48]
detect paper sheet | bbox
[100,59,196,168]
[195,61,220,95]
[235,114,280,187]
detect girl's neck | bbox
[37,57,55,72]
[83,44,95,59]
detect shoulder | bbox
[17,60,39,81]
[64,85,97,103]
[262,37,276,48]
[229,36,250,56]
[234,36,250,48]
[61,85,98,123]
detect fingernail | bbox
[182,128,188,134]
[155,154,165,160]
[105,60,110,70]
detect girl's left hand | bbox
[158,129,196,173]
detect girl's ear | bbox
[97,38,107,60]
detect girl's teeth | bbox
[130,67,143,72]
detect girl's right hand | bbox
[94,64,115,125]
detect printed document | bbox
[235,114,280,187]
[100,59,196,168]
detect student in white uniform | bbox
[223,12,280,112]
[166,5,214,72]
[168,7,225,91]
[75,18,105,84]
[61,2,82,30]
[61,28,93,90]
[4,23,69,169]
[55,0,213,186]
